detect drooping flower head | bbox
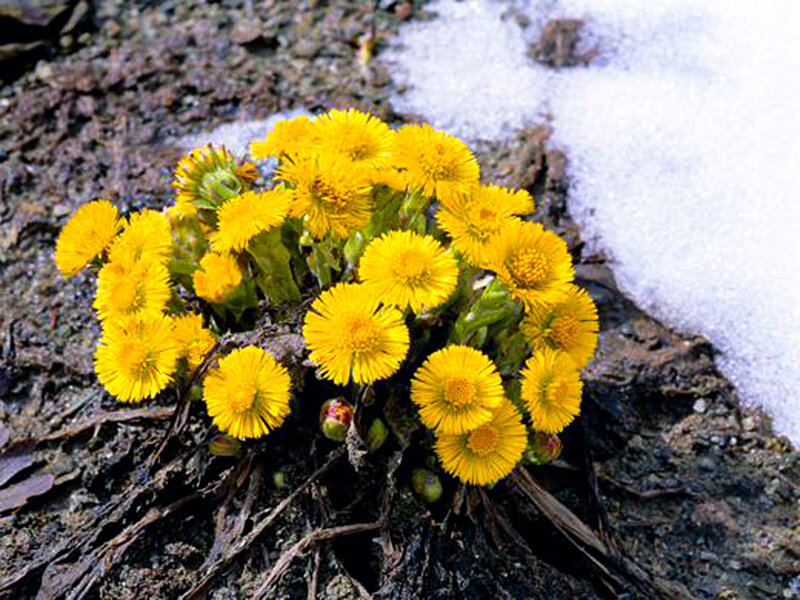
[55,199,121,277]
[172,313,217,368]
[410,345,505,435]
[358,230,459,312]
[303,283,410,385]
[94,314,178,402]
[210,189,291,252]
[172,144,257,215]
[250,115,316,160]
[277,153,373,239]
[313,108,395,168]
[521,285,599,369]
[436,184,535,267]
[520,348,583,434]
[192,252,242,303]
[435,401,528,486]
[391,123,479,201]
[108,209,173,265]
[488,220,574,307]
[203,346,291,439]
[93,256,171,322]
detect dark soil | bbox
[0,1,798,599]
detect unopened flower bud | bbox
[365,418,388,452]
[209,433,241,457]
[319,398,354,442]
[525,431,562,465]
[412,468,443,503]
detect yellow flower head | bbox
[172,144,257,215]
[303,283,410,385]
[435,401,527,486]
[489,220,574,307]
[210,189,291,252]
[358,230,459,312]
[193,252,242,303]
[108,209,173,265]
[203,346,291,439]
[94,314,178,402]
[520,348,583,434]
[55,199,121,277]
[93,256,171,322]
[521,285,599,369]
[436,184,534,267]
[369,167,408,193]
[250,115,315,159]
[391,123,479,201]
[173,313,217,368]
[277,153,373,239]
[314,108,394,168]
[410,345,505,435]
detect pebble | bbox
[693,398,707,413]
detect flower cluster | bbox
[54,109,598,488]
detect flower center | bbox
[312,177,349,211]
[229,381,257,413]
[111,283,139,313]
[344,317,379,354]
[546,378,570,407]
[395,251,430,286]
[508,247,548,288]
[422,143,456,180]
[119,340,152,375]
[550,315,579,348]
[467,423,500,456]
[443,377,475,407]
[466,207,501,242]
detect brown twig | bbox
[180,448,344,600]
[254,521,382,599]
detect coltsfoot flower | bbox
[314,108,394,168]
[173,144,257,214]
[358,230,459,312]
[303,283,410,385]
[391,123,479,201]
[93,256,171,322]
[520,348,583,434]
[55,199,121,277]
[203,346,291,439]
[521,285,599,369]
[410,345,504,435]
[108,209,173,265]
[319,398,354,442]
[435,401,527,486]
[192,252,242,303]
[489,220,574,308]
[250,115,315,159]
[210,189,291,252]
[172,313,217,368]
[94,314,178,402]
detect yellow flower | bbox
[358,230,459,312]
[435,401,527,486]
[250,115,315,159]
[210,189,291,252]
[203,346,291,439]
[391,123,479,201]
[521,285,599,369]
[94,314,178,402]
[55,199,121,277]
[488,220,574,307]
[436,184,532,267]
[108,209,173,265]
[172,144,257,215]
[369,167,408,193]
[410,345,504,435]
[93,256,171,322]
[193,252,242,303]
[277,153,373,239]
[303,283,409,385]
[314,108,394,168]
[520,348,583,434]
[173,313,217,368]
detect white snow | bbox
[384,0,800,442]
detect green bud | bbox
[525,431,562,465]
[365,418,388,452]
[209,433,241,457]
[412,468,443,503]
[319,398,354,442]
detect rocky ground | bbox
[0,1,798,599]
